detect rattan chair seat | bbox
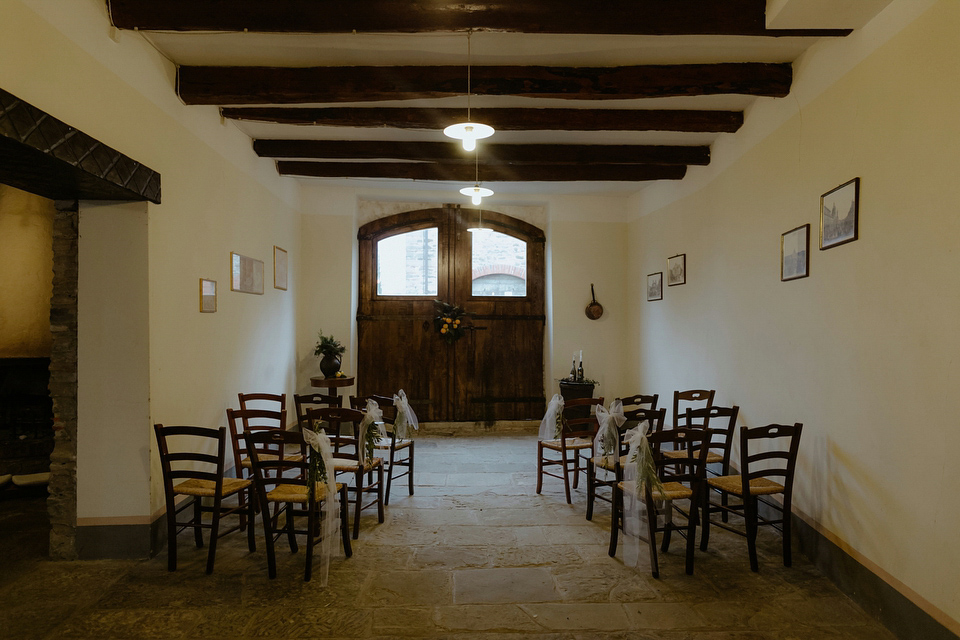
[618,480,692,502]
[374,439,412,451]
[332,456,384,472]
[541,437,592,451]
[266,481,346,503]
[174,477,251,498]
[707,474,784,496]
[239,452,304,469]
[591,455,627,471]
[662,448,723,464]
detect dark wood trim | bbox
[255,140,709,166]
[0,89,161,203]
[179,63,792,105]
[225,107,744,133]
[278,161,686,182]
[109,0,850,37]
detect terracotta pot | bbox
[319,354,341,378]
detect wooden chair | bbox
[536,396,603,504]
[303,406,385,539]
[153,424,256,573]
[673,389,715,427]
[608,427,711,578]
[619,393,659,412]
[700,423,803,572]
[244,429,352,581]
[238,392,286,413]
[350,395,414,506]
[586,406,665,521]
[226,408,294,531]
[294,392,343,431]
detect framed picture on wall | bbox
[667,254,686,286]
[781,224,810,281]
[199,278,217,312]
[274,246,288,290]
[820,177,859,249]
[230,252,264,294]
[646,272,663,301]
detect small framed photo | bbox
[274,246,288,290]
[646,272,663,301]
[199,278,217,312]
[230,252,264,294]
[667,254,686,286]
[820,177,859,249]
[781,224,810,281]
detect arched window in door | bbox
[357,206,545,422]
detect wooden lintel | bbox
[108,0,851,37]
[276,161,687,182]
[255,140,710,166]
[179,63,792,105]
[224,107,744,133]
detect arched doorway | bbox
[357,205,546,422]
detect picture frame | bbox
[781,224,810,281]
[646,272,663,301]
[667,254,686,286]
[199,278,217,312]
[230,252,264,294]
[274,246,288,290]
[820,177,859,249]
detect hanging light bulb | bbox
[467,205,494,233]
[461,149,493,213]
[444,32,494,151]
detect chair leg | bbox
[685,495,699,575]
[193,498,204,548]
[377,463,385,523]
[660,502,673,553]
[304,499,316,582]
[286,502,299,553]
[536,442,544,494]
[645,494,660,579]
[572,450,580,489]
[263,503,278,579]
[585,459,595,521]
[781,498,792,567]
[246,489,257,552]
[560,449,572,504]
[352,469,363,540]
[407,443,415,496]
[700,488,712,552]
[206,497,222,574]
[384,447,396,506]
[745,495,760,572]
[608,484,621,557]
[339,485,353,558]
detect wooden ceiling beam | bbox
[223,107,744,133]
[108,0,851,37]
[254,140,710,166]
[276,161,686,182]
[180,63,792,105]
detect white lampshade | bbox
[460,184,494,206]
[444,122,495,151]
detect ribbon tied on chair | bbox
[357,399,387,464]
[392,389,419,440]
[538,393,565,440]
[301,427,339,586]
[593,399,626,458]
[621,422,666,568]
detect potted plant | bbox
[314,331,346,379]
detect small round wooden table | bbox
[309,375,355,403]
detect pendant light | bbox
[443,31,494,152]
[460,148,493,208]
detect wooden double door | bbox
[356,206,545,422]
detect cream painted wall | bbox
[1,1,303,518]
[0,185,53,357]
[627,0,960,628]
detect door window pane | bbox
[377,228,438,296]
[471,231,527,297]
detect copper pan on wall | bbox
[585,284,603,320]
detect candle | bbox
[579,350,582,365]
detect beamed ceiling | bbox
[106,0,861,197]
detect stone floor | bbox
[0,433,897,639]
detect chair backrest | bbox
[154,424,228,497]
[226,408,287,474]
[739,423,803,497]
[618,393,659,411]
[673,389,716,427]
[561,396,604,438]
[238,392,286,413]
[686,404,740,471]
[303,406,365,457]
[646,427,712,485]
[244,429,309,497]
[294,393,343,431]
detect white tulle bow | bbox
[593,399,626,457]
[300,428,339,586]
[358,399,387,464]
[539,393,565,440]
[393,389,419,440]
